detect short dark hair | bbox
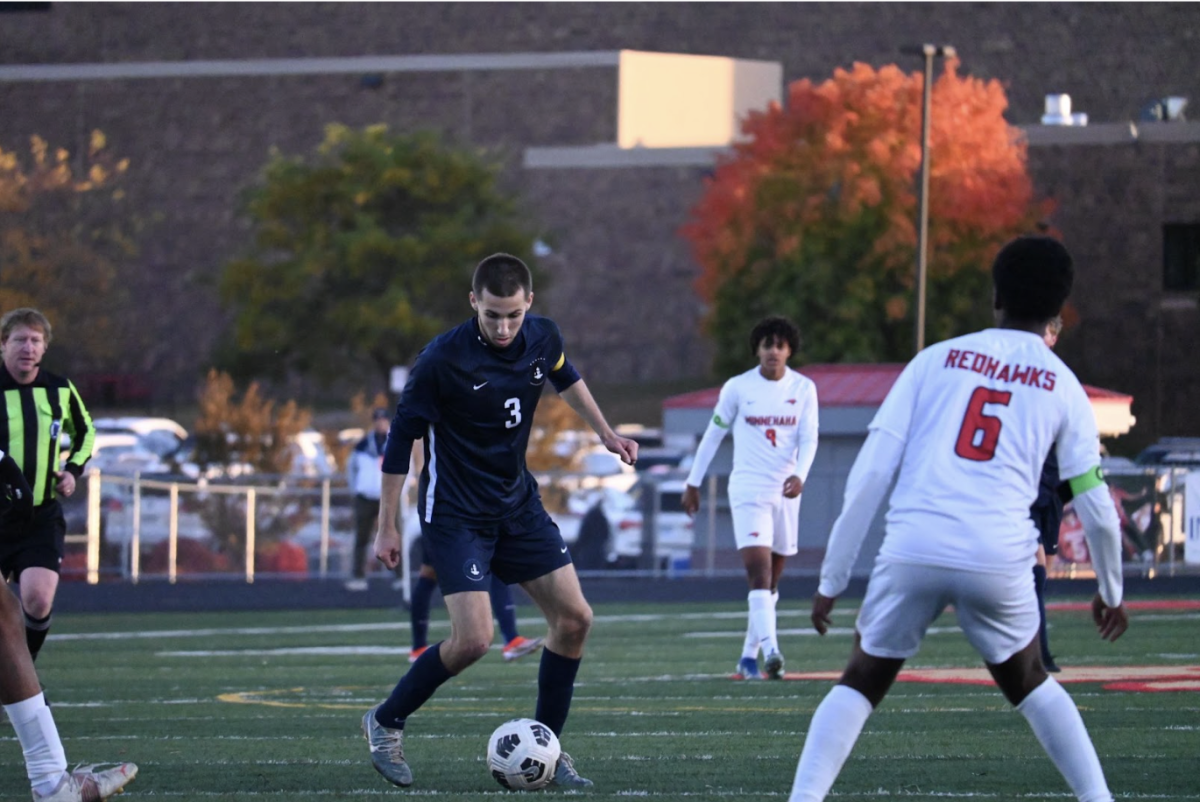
[749,315,800,357]
[472,253,532,298]
[992,236,1074,322]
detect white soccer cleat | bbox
[33,763,138,802]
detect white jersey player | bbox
[683,316,819,680]
[789,237,1128,802]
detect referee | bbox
[0,308,95,662]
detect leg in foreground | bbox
[522,565,594,788]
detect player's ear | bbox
[469,291,478,311]
[525,291,534,309]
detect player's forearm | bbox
[560,380,616,441]
[685,422,726,487]
[818,428,903,598]
[794,429,819,483]
[378,472,407,534]
[1070,481,1124,607]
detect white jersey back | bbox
[873,328,1100,571]
[709,367,819,495]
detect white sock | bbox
[749,589,778,656]
[1017,677,1113,802]
[771,589,780,647]
[790,684,873,802]
[4,693,68,795]
[740,623,758,660]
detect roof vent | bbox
[1041,94,1088,126]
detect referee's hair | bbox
[992,236,1074,322]
[473,253,532,298]
[749,315,801,357]
[0,308,53,345]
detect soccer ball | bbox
[486,717,561,791]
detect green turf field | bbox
[5,595,1198,800]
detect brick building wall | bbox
[1,3,1197,443]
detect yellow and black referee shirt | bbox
[0,365,95,507]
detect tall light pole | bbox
[900,43,955,354]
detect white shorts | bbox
[730,492,800,555]
[856,560,1039,665]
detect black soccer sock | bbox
[1032,564,1052,662]
[24,610,52,662]
[489,574,520,643]
[535,647,581,737]
[410,575,437,650]
[376,642,455,729]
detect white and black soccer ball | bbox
[486,717,561,791]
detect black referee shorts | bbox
[0,501,66,579]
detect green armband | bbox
[1067,465,1105,497]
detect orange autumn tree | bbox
[682,60,1052,374]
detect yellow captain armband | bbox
[1067,465,1105,497]
[552,353,565,371]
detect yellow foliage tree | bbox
[0,131,137,373]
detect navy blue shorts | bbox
[419,502,572,596]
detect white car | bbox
[567,477,694,569]
[92,416,188,459]
[85,432,171,476]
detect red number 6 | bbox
[955,387,1012,461]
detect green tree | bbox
[0,131,141,375]
[682,61,1052,375]
[219,124,540,388]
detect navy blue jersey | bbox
[1031,449,1063,554]
[382,314,581,524]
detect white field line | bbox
[49,609,856,642]
[53,608,1200,646]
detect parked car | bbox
[92,416,188,460]
[568,477,694,570]
[562,444,639,494]
[1134,437,1200,469]
[84,432,172,476]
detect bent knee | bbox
[555,604,593,641]
[22,599,53,620]
[445,638,493,666]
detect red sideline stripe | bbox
[1047,599,1200,612]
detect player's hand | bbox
[681,485,700,517]
[374,527,402,570]
[1091,593,1129,642]
[603,434,639,467]
[782,475,803,499]
[55,470,75,498]
[811,592,836,636]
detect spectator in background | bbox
[345,408,391,591]
[0,308,95,662]
[1032,316,1065,673]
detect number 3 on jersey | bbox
[505,397,522,429]
[955,387,1012,461]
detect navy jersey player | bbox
[361,253,638,790]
